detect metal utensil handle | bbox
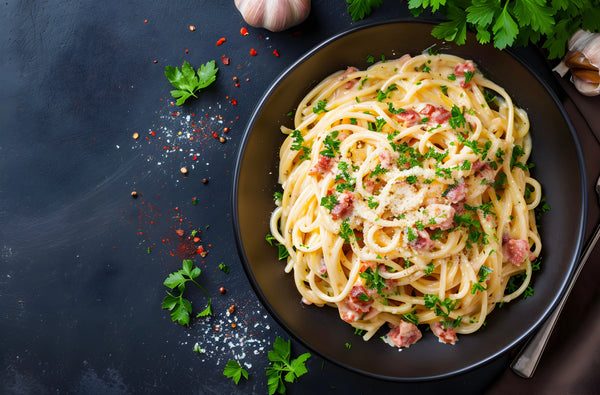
[510,220,600,378]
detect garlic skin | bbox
[234,0,311,32]
[554,30,600,96]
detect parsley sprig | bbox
[223,360,249,385]
[266,337,311,395]
[346,0,600,58]
[165,61,218,105]
[266,234,290,260]
[161,259,212,326]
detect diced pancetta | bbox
[430,321,458,344]
[502,237,531,266]
[340,66,359,89]
[393,109,421,127]
[379,150,398,170]
[454,61,475,88]
[331,191,354,220]
[386,321,422,348]
[308,155,333,177]
[445,182,467,203]
[411,229,434,250]
[420,104,451,125]
[426,203,456,230]
[473,160,495,183]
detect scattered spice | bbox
[216,37,226,46]
[219,287,226,294]
[185,49,189,54]
[153,60,158,64]
[131,191,138,198]
[231,99,238,105]
[180,167,188,175]
[176,229,185,237]
[249,48,257,56]
[219,137,226,143]
[240,27,248,36]
[273,49,279,57]
[223,127,230,133]
[231,323,237,328]
[228,304,235,314]
[221,55,230,65]
[132,132,139,139]
[202,178,208,184]
[144,19,148,23]
[193,236,201,243]
[189,25,196,31]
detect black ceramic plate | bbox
[232,21,586,381]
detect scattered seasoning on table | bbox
[180,166,188,175]
[216,37,226,46]
[223,127,229,133]
[219,287,226,294]
[202,178,208,184]
[189,25,195,31]
[249,48,257,56]
[131,191,138,198]
[240,27,248,36]
[230,99,237,105]
[228,304,235,314]
[176,229,185,237]
[221,55,230,65]
[185,49,189,54]
[132,132,139,139]
[153,60,158,64]
[273,49,279,57]
[219,137,226,143]
[144,19,148,23]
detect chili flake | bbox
[221,55,230,65]
[249,48,257,56]
[189,25,196,31]
[216,37,226,46]
[273,49,279,57]
[240,27,248,36]
[231,99,238,105]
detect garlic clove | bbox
[235,0,311,32]
[553,30,600,96]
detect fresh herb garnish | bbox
[223,360,249,385]
[161,259,212,326]
[266,234,290,260]
[312,99,329,114]
[266,337,311,395]
[165,60,218,105]
[320,131,340,157]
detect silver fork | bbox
[511,173,600,378]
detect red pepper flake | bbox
[235,83,240,87]
[231,99,238,105]
[189,25,196,31]
[150,131,156,136]
[249,48,257,56]
[273,49,279,57]
[144,19,148,23]
[216,37,226,46]
[176,229,184,237]
[153,60,158,63]
[193,237,201,243]
[212,132,218,138]
[171,112,179,116]
[221,55,230,65]
[185,49,189,54]
[192,155,197,160]
[219,287,226,294]
[223,127,230,133]
[240,27,248,36]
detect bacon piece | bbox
[411,230,434,250]
[340,66,359,89]
[331,191,354,220]
[393,109,421,127]
[379,150,398,170]
[454,61,475,88]
[387,321,422,348]
[445,182,467,203]
[430,321,458,344]
[363,178,376,194]
[420,104,451,125]
[308,155,333,176]
[426,203,456,230]
[346,285,374,314]
[473,160,495,183]
[318,258,327,275]
[502,238,531,266]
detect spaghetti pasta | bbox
[269,53,542,348]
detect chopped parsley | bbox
[312,99,328,114]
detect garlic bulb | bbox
[234,0,311,32]
[554,30,600,96]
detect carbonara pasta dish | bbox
[269,53,542,348]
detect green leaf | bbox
[197,60,218,89]
[171,299,191,326]
[269,337,291,363]
[492,3,519,50]
[290,353,311,377]
[223,360,249,385]
[466,0,498,27]
[182,259,193,276]
[163,271,186,289]
[197,302,212,317]
[512,0,555,34]
[431,5,469,45]
[161,293,179,311]
[346,0,383,22]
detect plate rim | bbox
[231,18,588,381]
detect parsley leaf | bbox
[266,234,290,260]
[266,337,311,395]
[161,259,212,326]
[346,0,383,22]
[165,60,218,105]
[223,360,249,385]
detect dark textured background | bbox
[1,1,599,394]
